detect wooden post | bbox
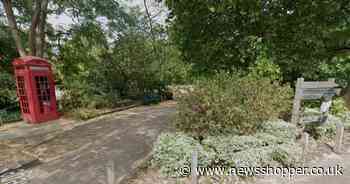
[107,160,115,184]
[335,122,344,154]
[191,149,198,184]
[302,132,309,162]
[292,78,304,124]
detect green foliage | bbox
[270,143,303,166]
[304,102,350,139]
[303,108,343,140]
[248,55,282,81]
[108,31,161,98]
[227,143,302,169]
[56,22,120,110]
[259,119,298,141]
[0,24,19,73]
[331,98,349,117]
[151,133,215,177]
[0,110,21,123]
[202,120,300,167]
[0,23,19,110]
[159,45,192,85]
[0,73,17,109]
[305,119,337,140]
[152,120,302,177]
[54,18,189,112]
[165,0,350,83]
[228,146,276,169]
[319,58,350,87]
[175,72,293,137]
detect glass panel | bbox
[16,76,30,113]
[35,76,51,113]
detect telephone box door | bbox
[31,66,57,120]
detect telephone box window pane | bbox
[16,76,30,113]
[35,76,51,113]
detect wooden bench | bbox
[292,78,344,153]
[291,78,341,125]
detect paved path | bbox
[4,102,176,184]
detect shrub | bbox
[259,119,298,141]
[202,134,275,166]
[202,120,300,166]
[0,110,21,123]
[228,143,302,169]
[331,98,348,117]
[270,143,303,166]
[175,72,293,137]
[248,55,282,81]
[152,120,302,177]
[0,72,17,109]
[303,115,338,140]
[304,108,346,140]
[151,133,215,177]
[229,146,276,169]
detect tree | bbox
[0,0,130,57]
[0,21,18,108]
[165,0,350,81]
[1,0,27,56]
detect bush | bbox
[0,110,21,123]
[152,120,302,177]
[227,143,302,169]
[248,55,282,81]
[259,119,298,141]
[151,133,215,177]
[331,98,349,117]
[270,143,303,166]
[175,72,293,137]
[304,108,338,140]
[0,72,17,109]
[203,134,276,166]
[202,120,300,166]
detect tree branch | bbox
[37,0,48,57]
[28,0,42,56]
[1,0,26,56]
[143,0,159,62]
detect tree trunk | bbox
[143,0,157,57]
[2,0,26,56]
[36,0,48,57]
[28,0,42,56]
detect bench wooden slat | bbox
[301,81,338,89]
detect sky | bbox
[47,0,168,30]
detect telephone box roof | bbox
[13,56,51,67]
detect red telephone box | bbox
[13,56,59,124]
